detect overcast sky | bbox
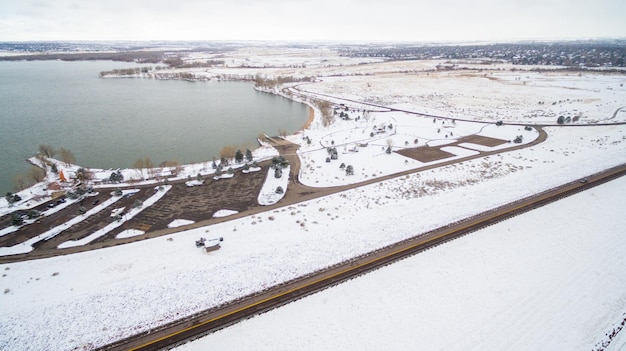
[1,0,624,42]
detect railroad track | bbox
[97,164,626,351]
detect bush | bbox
[271,156,289,169]
[275,186,284,194]
[11,213,23,226]
[5,192,20,204]
[346,165,354,175]
[27,210,41,219]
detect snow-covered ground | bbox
[292,111,538,187]
[297,68,626,125]
[0,50,625,351]
[257,165,289,205]
[0,123,624,351]
[174,169,626,351]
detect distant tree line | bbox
[254,75,315,89]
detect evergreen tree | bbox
[346,165,354,175]
[235,150,244,163]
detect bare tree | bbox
[144,157,156,178]
[35,154,48,172]
[13,174,28,191]
[386,139,394,154]
[363,110,371,123]
[28,166,46,183]
[75,168,92,181]
[314,100,334,127]
[134,157,154,179]
[58,148,76,166]
[159,160,180,168]
[219,145,238,159]
[38,144,56,158]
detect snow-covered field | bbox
[300,70,626,124]
[0,48,625,351]
[174,168,626,351]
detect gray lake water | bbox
[0,60,309,194]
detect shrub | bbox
[27,210,41,219]
[346,165,354,175]
[11,213,23,226]
[275,186,284,194]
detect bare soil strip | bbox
[459,135,509,147]
[397,146,456,162]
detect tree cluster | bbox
[109,170,124,183]
[254,75,314,89]
[271,156,289,169]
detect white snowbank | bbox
[168,219,195,228]
[115,229,145,239]
[213,210,239,218]
[257,166,289,205]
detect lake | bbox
[0,60,309,194]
